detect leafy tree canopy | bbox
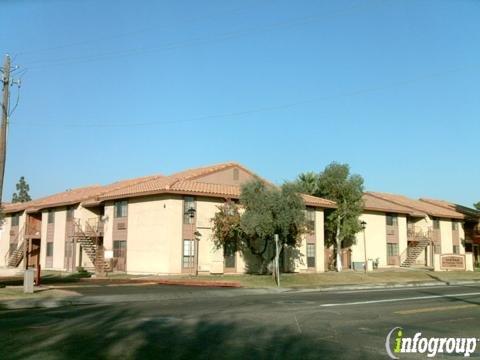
[12,176,31,203]
[211,179,307,273]
[295,162,364,271]
[474,202,480,211]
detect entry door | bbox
[223,243,236,273]
[474,245,480,267]
[28,239,41,268]
[113,240,127,272]
[64,241,75,272]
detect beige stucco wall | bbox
[398,215,408,258]
[315,209,325,272]
[0,218,6,267]
[0,213,26,267]
[103,202,114,250]
[351,212,388,267]
[124,195,183,274]
[195,198,224,273]
[440,219,453,254]
[51,209,67,270]
[459,222,466,254]
[40,211,48,268]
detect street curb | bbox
[281,279,480,293]
[156,279,242,288]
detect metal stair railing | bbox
[5,224,26,268]
[401,227,432,267]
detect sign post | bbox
[274,234,280,287]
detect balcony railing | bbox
[407,225,432,242]
[84,217,104,236]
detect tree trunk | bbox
[335,217,343,272]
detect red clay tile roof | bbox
[2,163,335,212]
[2,174,162,214]
[301,194,336,208]
[94,163,335,208]
[2,185,104,214]
[368,192,465,219]
[363,193,426,217]
[420,198,480,219]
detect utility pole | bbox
[0,54,11,205]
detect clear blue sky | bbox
[1,0,479,206]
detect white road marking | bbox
[331,284,476,294]
[319,291,480,307]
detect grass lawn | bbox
[166,269,480,288]
[0,287,79,301]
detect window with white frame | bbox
[387,243,399,257]
[307,243,316,268]
[306,208,315,231]
[114,200,128,218]
[386,214,398,226]
[11,213,20,227]
[48,210,55,224]
[183,239,194,268]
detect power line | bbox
[15,2,268,58]
[21,0,383,70]
[10,62,479,129]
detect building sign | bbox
[440,254,465,270]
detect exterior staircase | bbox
[73,219,111,273]
[401,228,431,267]
[7,240,25,267]
[6,224,26,268]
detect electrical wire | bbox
[9,61,479,128]
[21,0,382,70]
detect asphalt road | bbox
[1,283,480,359]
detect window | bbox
[114,200,128,218]
[386,214,398,226]
[387,243,399,257]
[183,196,196,224]
[9,243,17,254]
[48,210,55,224]
[434,244,441,254]
[113,240,127,257]
[66,206,75,221]
[183,239,194,268]
[11,213,19,227]
[224,242,236,269]
[307,243,316,268]
[46,242,54,257]
[453,245,460,254]
[433,219,440,230]
[452,221,459,231]
[306,208,315,231]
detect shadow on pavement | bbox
[0,304,374,360]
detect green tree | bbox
[474,202,480,211]
[12,176,31,203]
[296,162,364,272]
[211,180,307,274]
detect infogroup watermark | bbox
[385,327,479,359]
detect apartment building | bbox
[0,163,333,275]
[348,192,477,270]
